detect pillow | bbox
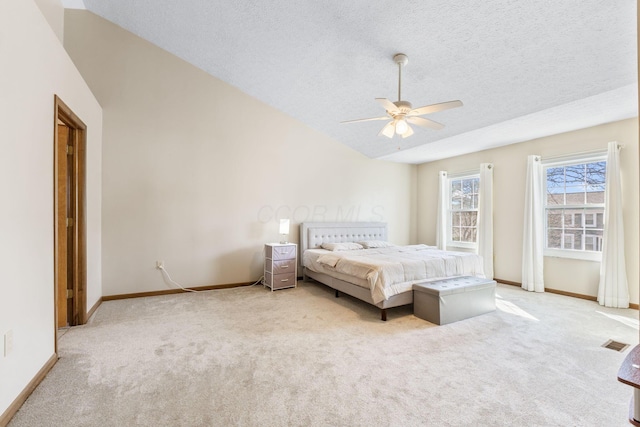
[320,242,364,251]
[356,240,396,249]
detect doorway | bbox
[54,96,87,338]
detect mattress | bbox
[303,249,371,289]
[303,244,485,304]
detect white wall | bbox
[417,118,639,304]
[0,0,102,417]
[63,10,416,296]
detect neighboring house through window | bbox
[543,155,606,260]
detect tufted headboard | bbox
[300,222,387,253]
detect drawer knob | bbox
[280,279,289,282]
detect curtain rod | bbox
[541,145,620,163]
[447,169,479,178]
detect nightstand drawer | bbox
[265,272,296,290]
[266,259,295,275]
[266,244,296,260]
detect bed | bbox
[300,222,485,320]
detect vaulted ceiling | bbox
[68,1,637,163]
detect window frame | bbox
[446,173,480,250]
[542,153,606,262]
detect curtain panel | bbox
[436,171,448,250]
[477,163,494,279]
[522,155,544,292]
[597,142,629,308]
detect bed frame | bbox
[299,222,413,321]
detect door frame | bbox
[53,95,87,348]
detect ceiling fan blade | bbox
[379,121,395,138]
[401,125,414,139]
[341,116,389,124]
[408,100,463,116]
[407,116,445,130]
[375,98,400,113]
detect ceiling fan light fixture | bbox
[395,118,408,135]
[381,122,395,138]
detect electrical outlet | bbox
[156,260,164,269]
[4,330,13,357]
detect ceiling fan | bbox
[342,53,463,139]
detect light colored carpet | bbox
[8,282,639,426]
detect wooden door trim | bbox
[53,95,87,350]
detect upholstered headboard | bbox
[300,222,387,253]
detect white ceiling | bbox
[66,0,638,164]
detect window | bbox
[544,157,606,260]
[448,175,479,247]
[561,233,574,249]
[584,235,603,251]
[563,213,575,227]
[584,212,597,227]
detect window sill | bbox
[544,248,602,262]
[447,242,477,251]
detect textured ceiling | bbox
[70,0,637,163]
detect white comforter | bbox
[311,244,485,304]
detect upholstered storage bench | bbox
[412,276,496,325]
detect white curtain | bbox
[597,142,629,308]
[436,171,448,250]
[477,163,494,279]
[522,155,544,292]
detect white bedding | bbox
[303,244,485,304]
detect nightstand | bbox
[263,243,297,291]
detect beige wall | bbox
[0,0,102,417]
[33,0,64,41]
[418,118,639,303]
[63,11,416,296]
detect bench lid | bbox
[413,277,496,296]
